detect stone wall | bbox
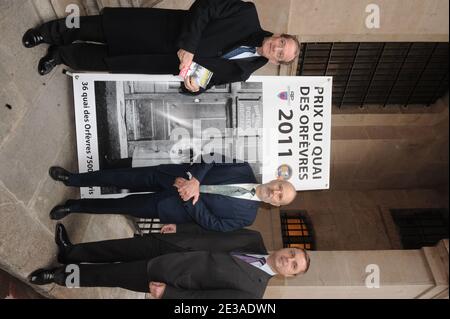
[265,239,448,299]
[253,187,448,252]
[330,95,449,191]
[288,0,449,43]
[291,188,447,250]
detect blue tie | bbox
[222,46,257,59]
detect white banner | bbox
[261,76,332,190]
[72,74,332,198]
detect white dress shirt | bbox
[245,254,277,276]
[228,47,261,60]
[225,184,261,201]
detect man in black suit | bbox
[22,0,300,93]
[29,223,310,299]
[48,157,297,232]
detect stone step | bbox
[1,0,149,300]
[96,0,164,10]
[31,0,57,22]
[32,0,169,21]
[84,0,101,15]
[45,0,163,18]
[50,0,88,18]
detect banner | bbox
[262,76,332,191]
[72,74,332,198]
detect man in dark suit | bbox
[29,223,310,299]
[48,157,297,232]
[22,0,300,93]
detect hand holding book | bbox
[183,75,200,93]
[179,62,214,90]
[177,49,194,71]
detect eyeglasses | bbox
[276,38,288,62]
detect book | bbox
[179,62,214,89]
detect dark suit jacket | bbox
[152,222,267,252]
[101,0,272,92]
[147,224,272,299]
[155,157,261,232]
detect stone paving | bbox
[0,0,150,299]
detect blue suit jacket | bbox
[155,159,261,232]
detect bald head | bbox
[256,179,297,206]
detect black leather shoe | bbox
[38,46,60,76]
[28,268,58,285]
[50,205,71,221]
[22,28,45,48]
[55,223,72,249]
[49,166,71,185]
[55,223,72,264]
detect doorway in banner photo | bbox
[91,80,264,196]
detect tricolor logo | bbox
[277,164,293,180]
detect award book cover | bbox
[179,62,214,89]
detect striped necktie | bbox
[231,253,266,267]
[200,185,256,198]
[222,46,257,59]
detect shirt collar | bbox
[247,254,277,276]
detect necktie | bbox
[231,253,266,267]
[200,185,256,198]
[222,46,257,59]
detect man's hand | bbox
[161,224,177,234]
[173,177,188,189]
[184,76,200,93]
[149,282,166,299]
[173,177,200,205]
[178,49,194,71]
[177,49,200,93]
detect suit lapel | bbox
[242,30,273,48]
[231,255,272,296]
[220,30,270,57]
[205,193,261,208]
[234,196,261,208]
[233,57,268,77]
[205,29,271,79]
